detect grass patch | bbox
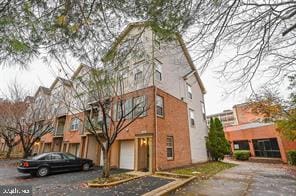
[89,173,136,184]
[171,161,237,180]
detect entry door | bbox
[120,141,134,170]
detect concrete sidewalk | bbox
[172,160,296,196]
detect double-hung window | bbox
[124,98,133,119]
[201,101,206,120]
[167,136,174,160]
[117,100,125,120]
[133,96,146,117]
[189,109,195,127]
[71,118,80,130]
[187,84,192,99]
[155,64,162,81]
[156,95,164,117]
[134,70,143,81]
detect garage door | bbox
[120,141,134,170]
[68,143,80,157]
[43,143,51,152]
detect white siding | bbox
[186,75,208,163]
[151,35,208,163]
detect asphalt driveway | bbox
[173,160,296,196]
[0,160,173,196]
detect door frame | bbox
[135,134,153,173]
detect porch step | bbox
[249,157,283,164]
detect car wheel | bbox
[37,167,49,177]
[82,163,90,171]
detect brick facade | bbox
[3,22,208,171]
[224,104,296,163]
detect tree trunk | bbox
[6,146,12,159]
[23,148,32,158]
[102,149,111,178]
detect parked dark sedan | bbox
[17,152,93,177]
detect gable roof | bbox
[102,21,206,94]
[34,86,51,98]
[49,77,72,90]
[24,96,35,103]
[71,64,86,80]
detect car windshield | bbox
[31,153,48,160]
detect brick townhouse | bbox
[7,22,209,172]
[209,103,296,163]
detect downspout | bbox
[152,30,158,172]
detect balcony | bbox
[54,116,66,137]
[83,119,103,135]
[54,127,64,137]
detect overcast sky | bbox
[0,57,248,115]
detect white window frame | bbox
[133,96,146,117]
[156,95,164,117]
[189,109,195,127]
[201,101,206,120]
[134,70,143,81]
[166,136,174,160]
[120,68,129,88]
[124,98,133,119]
[71,118,80,130]
[187,84,192,99]
[155,63,162,81]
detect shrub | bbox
[234,150,250,160]
[287,150,296,165]
[206,118,230,161]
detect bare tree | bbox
[0,100,23,158]
[52,24,155,178]
[188,0,296,92]
[0,82,55,158]
[81,68,150,178]
[17,97,55,158]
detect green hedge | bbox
[233,150,250,160]
[287,150,296,165]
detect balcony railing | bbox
[54,127,64,137]
[83,119,103,135]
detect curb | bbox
[87,175,142,188]
[143,175,196,196]
[155,171,194,178]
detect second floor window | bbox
[189,109,195,127]
[133,96,147,117]
[187,84,192,99]
[155,64,162,81]
[124,98,133,119]
[71,118,80,130]
[156,95,164,117]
